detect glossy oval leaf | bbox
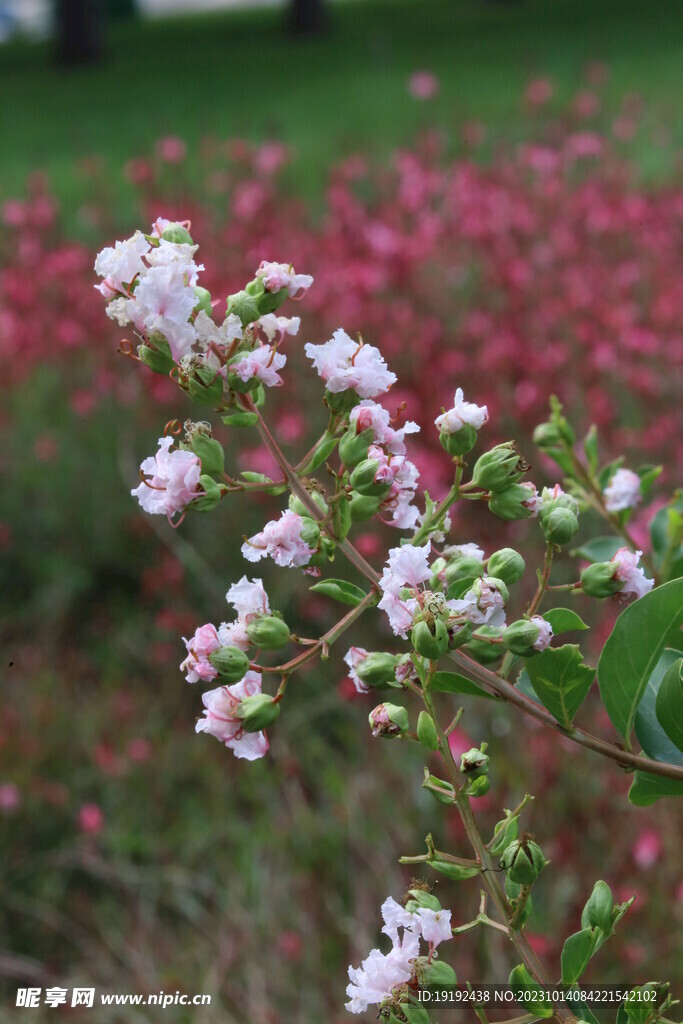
[572,536,623,564]
[655,657,683,752]
[634,649,683,766]
[597,578,683,745]
[628,770,683,807]
[309,579,368,606]
[526,644,595,729]
[544,607,589,634]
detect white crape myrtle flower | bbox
[443,542,485,562]
[194,310,243,350]
[414,907,453,948]
[529,614,553,650]
[94,229,150,296]
[131,436,203,519]
[255,260,313,298]
[305,329,397,398]
[378,543,432,636]
[603,468,642,512]
[435,387,489,434]
[611,548,654,603]
[449,577,507,628]
[226,576,271,621]
[381,458,421,530]
[349,400,420,456]
[257,313,301,342]
[105,297,133,326]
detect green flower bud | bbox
[417,960,458,988]
[368,702,409,737]
[288,490,329,517]
[580,561,622,599]
[193,285,213,315]
[256,286,288,316]
[161,222,194,245]
[460,747,489,777]
[505,876,534,927]
[236,693,280,732]
[417,710,439,751]
[532,421,566,450]
[487,548,526,585]
[355,652,400,689]
[246,614,291,650]
[324,388,360,415]
[445,557,485,590]
[349,458,391,498]
[208,645,250,683]
[349,491,383,521]
[190,475,223,512]
[542,506,579,545]
[439,423,477,456]
[189,432,225,478]
[138,342,175,374]
[582,880,613,933]
[503,619,541,656]
[488,484,535,521]
[463,626,504,665]
[449,620,473,649]
[226,289,261,327]
[339,425,374,469]
[333,495,352,541]
[472,442,528,492]
[500,839,547,886]
[411,618,450,660]
[299,517,321,552]
[467,775,491,797]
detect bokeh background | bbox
[1,1,682,1020]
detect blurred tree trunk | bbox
[55,0,105,65]
[288,0,328,35]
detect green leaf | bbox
[650,493,683,581]
[416,710,439,751]
[221,411,258,427]
[401,1007,430,1024]
[508,964,554,1018]
[430,671,496,700]
[309,579,368,607]
[597,578,683,744]
[516,668,540,703]
[299,433,338,474]
[628,771,683,806]
[428,859,480,881]
[565,990,600,1024]
[635,649,683,766]
[636,464,662,500]
[544,607,589,634]
[526,645,595,729]
[655,657,683,751]
[583,425,599,474]
[572,536,623,563]
[561,928,597,984]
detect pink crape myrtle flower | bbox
[435,387,489,434]
[520,482,543,516]
[255,260,313,298]
[611,548,653,603]
[195,672,269,761]
[449,577,507,627]
[343,646,370,694]
[242,510,315,567]
[94,230,149,297]
[604,468,642,512]
[230,345,287,388]
[131,436,203,518]
[180,623,221,684]
[408,71,440,100]
[530,615,553,650]
[305,329,397,398]
[226,576,271,621]
[380,458,420,530]
[349,400,420,456]
[378,543,431,636]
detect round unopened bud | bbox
[349,491,383,521]
[349,458,391,498]
[339,425,374,469]
[463,626,505,665]
[580,561,622,599]
[193,286,213,315]
[226,289,261,327]
[472,443,527,492]
[532,421,565,449]
[368,703,409,737]
[161,222,194,245]
[355,652,400,689]
[236,693,280,732]
[246,614,291,650]
[445,556,485,589]
[208,645,250,683]
[189,432,225,478]
[542,506,579,545]
[460,747,489,778]
[439,423,477,457]
[503,619,542,656]
[500,839,547,886]
[488,484,535,521]
[467,775,491,797]
[299,516,321,552]
[487,548,526,585]
[411,618,450,660]
[288,490,329,518]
